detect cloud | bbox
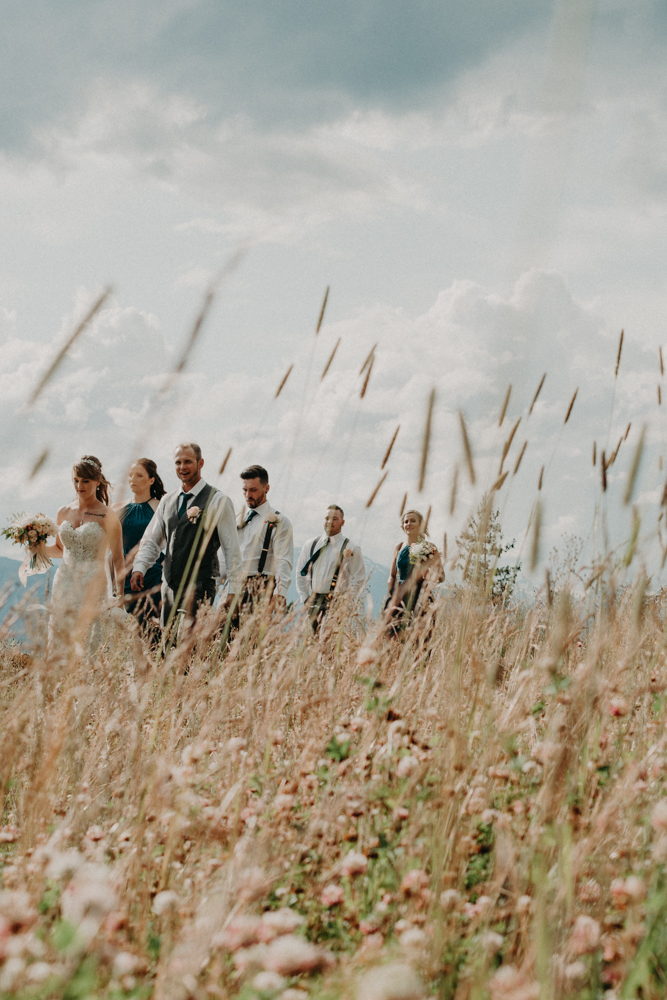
[1,1,555,158]
[3,268,662,577]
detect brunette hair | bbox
[327,504,345,519]
[135,458,166,500]
[73,455,111,505]
[241,464,269,485]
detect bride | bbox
[35,455,125,648]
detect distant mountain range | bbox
[0,551,391,634]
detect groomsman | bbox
[296,504,366,628]
[131,443,241,628]
[237,465,294,610]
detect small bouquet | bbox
[408,539,438,565]
[2,513,57,586]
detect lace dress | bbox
[49,521,109,648]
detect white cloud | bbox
[3,269,663,579]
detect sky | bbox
[2,0,667,582]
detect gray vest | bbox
[163,484,220,592]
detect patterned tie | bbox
[300,537,329,577]
[178,492,193,519]
[243,510,259,527]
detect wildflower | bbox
[357,646,377,666]
[227,736,247,753]
[609,697,629,717]
[0,891,37,929]
[260,909,305,938]
[341,852,368,877]
[253,971,285,992]
[463,895,492,920]
[440,889,462,911]
[238,867,271,902]
[215,915,262,951]
[152,890,179,916]
[482,931,504,954]
[569,915,601,955]
[394,806,410,821]
[113,952,140,976]
[0,826,19,843]
[400,869,429,895]
[60,864,117,944]
[396,756,419,779]
[85,824,105,841]
[516,895,532,914]
[610,876,645,907]
[320,884,345,907]
[262,934,334,975]
[233,943,269,972]
[355,963,424,1000]
[273,794,295,813]
[488,965,540,1000]
[27,962,57,983]
[563,961,587,985]
[399,927,427,952]
[577,879,601,903]
[651,800,667,831]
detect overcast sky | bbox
[2,0,667,580]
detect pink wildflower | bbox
[400,869,429,895]
[396,756,419,779]
[569,915,601,955]
[262,934,334,975]
[609,697,629,717]
[340,852,368,877]
[320,884,345,907]
[488,965,540,1000]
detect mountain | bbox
[0,550,391,636]
[285,549,390,617]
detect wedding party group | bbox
[11,443,445,645]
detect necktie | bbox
[243,510,259,527]
[300,538,329,577]
[178,493,193,519]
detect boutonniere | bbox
[186,506,202,523]
[264,512,279,525]
[344,548,353,558]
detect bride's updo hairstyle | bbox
[73,455,111,505]
[402,509,429,537]
[135,458,166,500]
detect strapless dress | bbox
[49,521,110,646]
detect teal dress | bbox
[120,502,162,623]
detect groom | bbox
[131,442,241,627]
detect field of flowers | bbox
[1,573,667,1000]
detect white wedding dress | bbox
[49,521,110,650]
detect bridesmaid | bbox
[385,509,444,632]
[113,459,166,627]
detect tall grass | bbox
[1,562,667,1000]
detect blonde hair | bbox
[402,509,428,537]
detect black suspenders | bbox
[257,512,279,575]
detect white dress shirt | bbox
[133,478,241,595]
[295,532,366,603]
[237,501,294,599]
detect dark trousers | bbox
[161,577,216,628]
[308,593,330,632]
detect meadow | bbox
[1,542,666,1000]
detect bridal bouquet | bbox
[2,513,57,586]
[408,539,438,564]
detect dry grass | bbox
[2,568,667,1000]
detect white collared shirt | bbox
[237,500,294,599]
[133,478,241,595]
[295,531,366,603]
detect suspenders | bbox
[328,537,349,595]
[256,512,279,576]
